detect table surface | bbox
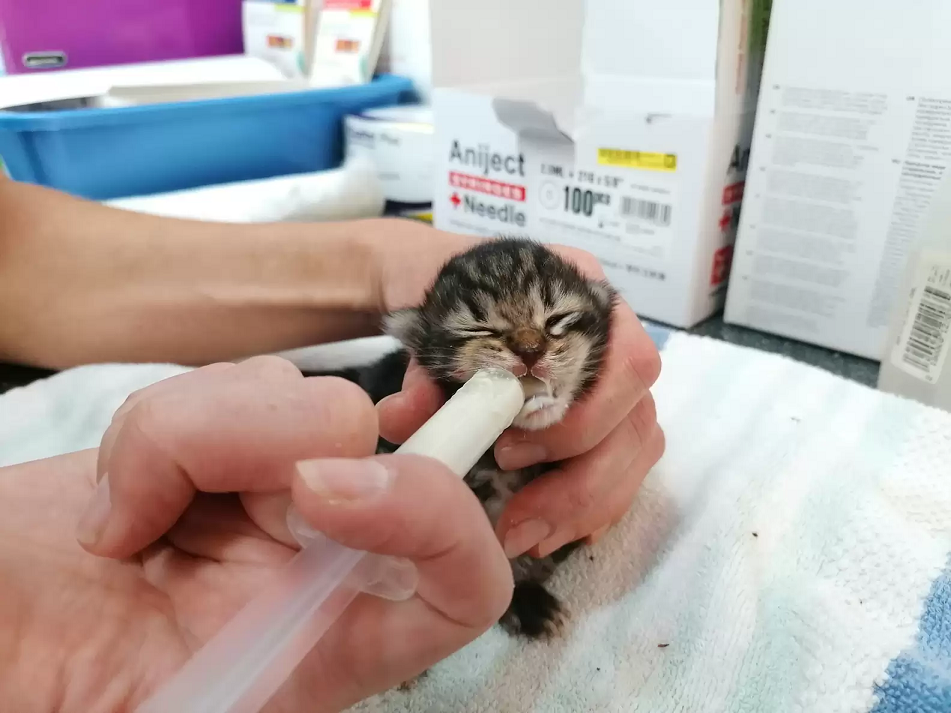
[0,313,880,397]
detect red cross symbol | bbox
[450,192,461,208]
[718,211,732,231]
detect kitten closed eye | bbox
[545,313,580,336]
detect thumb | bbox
[77,365,378,559]
[291,454,513,629]
[286,506,420,602]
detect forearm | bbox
[0,180,385,369]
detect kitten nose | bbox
[508,328,546,369]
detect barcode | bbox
[901,285,951,374]
[621,197,672,227]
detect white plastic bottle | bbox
[878,171,951,411]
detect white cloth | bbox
[0,363,188,467]
[106,156,386,223]
[0,337,396,468]
[348,332,951,713]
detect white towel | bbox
[0,338,398,468]
[0,363,188,467]
[106,156,387,224]
[349,332,951,713]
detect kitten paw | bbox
[500,581,566,639]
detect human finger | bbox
[291,454,513,630]
[96,362,232,482]
[529,424,665,558]
[497,393,661,558]
[79,356,379,558]
[376,358,445,445]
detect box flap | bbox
[492,97,574,162]
[432,0,725,119]
[430,0,584,89]
[490,76,582,137]
[582,1,721,85]
[582,0,721,117]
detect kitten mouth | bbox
[519,375,553,401]
[515,375,566,429]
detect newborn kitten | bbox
[329,237,615,638]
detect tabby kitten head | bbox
[385,238,615,430]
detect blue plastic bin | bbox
[0,74,415,200]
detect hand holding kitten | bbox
[376,232,664,562]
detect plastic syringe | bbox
[135,368,526,713]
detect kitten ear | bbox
[588,279,617,310]
[383,308,423,345]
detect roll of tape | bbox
[344,105,433,206]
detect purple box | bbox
[0,0,245,74]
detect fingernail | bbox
[503,519,552,558]
[537,533,570,559]
[297,459,392,504]
[495,443,548,471]
[360,555,419,602]
[286,504,328,548]
[77,475,112,547]
[587,524,611,545]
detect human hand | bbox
[377,239,664,560]
[0,357,512,713]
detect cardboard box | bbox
[724,0,951,360]
[376,0,432,102]
[877,172,951,412]
[430,0,771,328]
[242,0,308,79]
[309,0,391,86]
